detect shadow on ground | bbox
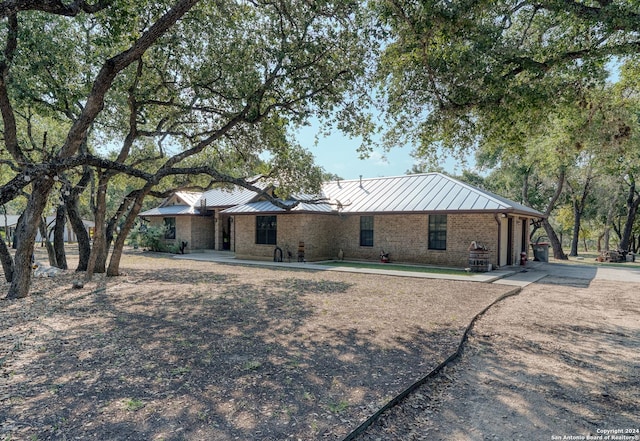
[355,277,640,441]
[0,262,511,440]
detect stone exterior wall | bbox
[174,216,191,248]
[233,212,501,267]
[234,213,340,261]
[189,215,215,250]
[146,215,214,252]
[149,211,527,268]
[333,213,499,267]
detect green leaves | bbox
[369,0,631,162]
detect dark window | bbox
[163,217,176,239]
[428,214,447,250]
[360,216,374,247]
[256,215,277,245]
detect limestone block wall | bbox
[174,216,191,247]
[233,212,500,267]
[445,213,499,267]
[333,213,499,267]
[145,215,215,251]
[233,213,340,261]
[189,215,215,250]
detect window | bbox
[428,214,447,250]
[163,217,176,239]
[360,216,374,247]
[256,215,277,245]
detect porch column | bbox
[214,210,220,250]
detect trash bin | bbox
[531,238,549,262]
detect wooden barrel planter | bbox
[468,249,489,272]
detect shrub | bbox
[136,225,168,252]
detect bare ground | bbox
[355,270,640,441]
[0,250,515,441]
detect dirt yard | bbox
[0,250,515,441]
[355,267,640,440]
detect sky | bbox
[297,126,414,180]
[299,61,622,181]
[296,124,463,181]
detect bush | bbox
[135,225,169,252]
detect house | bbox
[139,173,544,269]
[1,214,95,244]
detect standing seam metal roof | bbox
[140,173,544,217]
[223,173,544,217]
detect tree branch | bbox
[59,0,200,158]
[0,0,112,18]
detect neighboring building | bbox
[139,173,544,269]
[1,214,94,243]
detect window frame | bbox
[359,215,374,247]
[163,217,176,240]
[428,214,447,250]
[256,215,277,245]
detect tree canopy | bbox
[368,0,640,158]
[0,0,371,298]
[362,0,640,257]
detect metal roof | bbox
[222,173,544,217]
[139,182,264,217]
[171,191,201,207]
[141,173,543,218]
[196,186,260,208]
[139,205,198,216]
[222,200,334,214]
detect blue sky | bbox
[297,126,414,180]
[297,124,463,180]
[299,62,623,181]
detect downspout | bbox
[494,214,502,268]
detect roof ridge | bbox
[325,172,439,185]
[436,173,510,208]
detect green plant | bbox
[166,243,180,254]
[124,398,145,411]
[242,360,262,371]
[136,225,168,252]
[170,366,191,376]
[327,400,349,413]
[322,260,470,275]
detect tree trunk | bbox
[12,212,24,249]
[64,169,92,272]
[542,218,567,260]
[619,176,640,252]
[568,171,592,257]
[8,182,51,299]
[603,202,615,251]
[570,201,581,257]
[597,232,604,253]
[66,195,91,271]
[544,168,569,260]
[38,217,57,267]
[53,204,68,269]
[95,240,108,273]
[85,174,108,282]
[107,188,149,276]
[0,235,14,282]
